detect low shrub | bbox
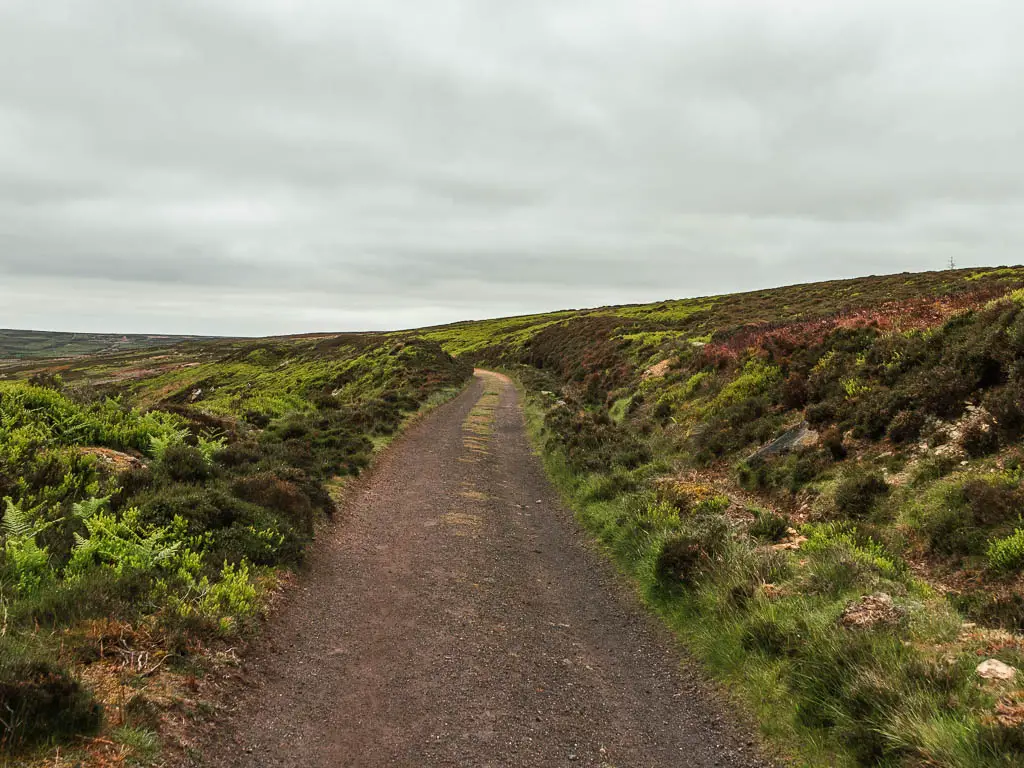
[654,513,731,587]
[651,514,733,585]
[909,476,1023,558]
[805,400,838,428]
[0,643,101,751]
[851,396,899,440]
[156,443,212,483]
[652,399,672,421]
[748,508,791,542]
[232,471,316,536]
[583,469,638,502]
[741,613,797,656]
[909,455,958,486]
[780,372,809,409]
[655,480,718,514]
[987,528,1024,572]
[962,479,1022,527]
[834,472,890,519]
[821,428,847,461]
[8,566,156,629]
[953,590,1024,632]
[109,466,154,512]
[544,402,651,474]
[888,410,926,444]
[984,380,1024,440]
[738,452,823,495]
[960,419,999,458]
[214,440,264,468]
[800,523,904,597]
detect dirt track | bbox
[192,371,769,768]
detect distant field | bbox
[0,328,203,360]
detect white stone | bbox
[976,659,1017,681]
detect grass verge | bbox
[521,394,1023,768]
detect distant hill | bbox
[0,328,202,360]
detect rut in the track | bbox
[192,371,769,768]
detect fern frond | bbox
[153,543,181,564]
[72,496,110,521]
[2,498,33,539]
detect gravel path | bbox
[192,371,770,768]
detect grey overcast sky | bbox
[1,1,1023,335]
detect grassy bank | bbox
[523,393,1020,766]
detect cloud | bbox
[0,0,1022,334]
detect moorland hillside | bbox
[420,266,1024,766]
[4,266,1024,766]
[0,329,201,361]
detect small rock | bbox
[771,534,807,552]
[745,422,819,465]
[839,593,905,630]
[977,659,1017,681]
[642,359,672,380]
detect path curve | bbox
[192,371,768,768]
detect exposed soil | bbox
[186,371,770,768]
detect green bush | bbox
[887,410,926,444]
[800,523,904,597]
[9,566,157,629]
[909,477,1024,558]
[654,513,731,587]
[157,443,212,483]
[63,502,179,582]
[987,528,1024,572]
[2,499,57,594]
[0,641,101,751]
[821,428,847,460]
[834,472,890,519]
[583,468,638,502]
[748,508,791,542]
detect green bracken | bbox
[0,333,471,755]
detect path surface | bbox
[194,371,768,768]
